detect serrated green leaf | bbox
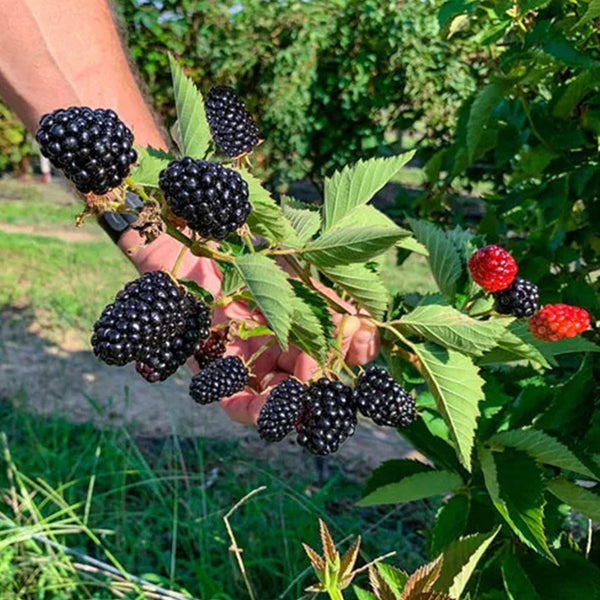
[320,264,389,318]
[179,279,214,304]
[129,146,173,187]
[290,295,328,364]
[289,280,335,343]
[397,236,429,256]
[363,460,434,498]
[578,0,600,24]
[413,344,484,471]
[546,478,600,523]
[397,305,507,357]
[432,528,499,599]
[502,553,541,600]
[479,448,555,561]
[430,495,470,556]
[330,203,410,235]
[281,197,321,243]
[234,254,293,350]
[357,470,462,507]
[354,586,379,600]
[304,226,407,267]
[168,54,211,158]
[491,428,596,479]
[220,267,244,296]
[323,151,415,231]
[408,220,463,301]
[467,82,505,162]
[376,564,408,595]
[236,323,274,340]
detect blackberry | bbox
[353,367,416,428]
[194,330,227,369]
[35,106,137,195]
[204,86,261,157]
[189,356,249,405]
[296,378,357,455]
[493,277,539,318]
[257,378,305,442]
[159,157,251,239]
[91,271,210,381]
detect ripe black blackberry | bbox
[296,378,357,456]
[493,276,539,318]
[204,86,261,157]
[257,378,305,442]
[194,330,227,369]
[91,271,210,382]
[189,356,249,405]
[353,367,417,428]
[35,106,137,195]
[159,157,250,239]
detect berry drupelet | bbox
[194,330,227,369]
[159,157,251,239]
[257,378,306,442]
[204,86,261,157]
[493,277,539,318]
[296,378,357,456]
[35,106,137,195]
[529,304,590,342]
[353,366,417,428]
[92,272,210,382]
[468,245,518,293]
[189,356,249,405]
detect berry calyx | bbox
[159,157,251,239]
[189,356,249,405]
[493,277,539,318]
[529,304,590,342]
[91,271,210,381]
[353,366,417,428]
[257,378,305,442]
[296,378,357,456]
[468,245,518,292]
[204,86,261,157]
[35,106,137,195]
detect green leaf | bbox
[304,226,406,267]
[578,0,600,24]
[408,219,463,301]
[129,146,173,187]
[467,83,506,162]
[323,151,415,231]
[433,528,500,599]
[289,280,335,345]
[430,495,470,556]
[319,264,389,319]
[238,170,297,243]
[234,254,293,350]
[236,323,274,340]
[358,469,462,507]
[479,448,554,561]
[413,344,484,471]
[179,280,214,305]
[168,54,211,159]
[281,197,321,243]
[353,587,378,600]
[220,267,244,296]
[546,478,600,523]
[376,564,408,595]
[289,295,328,365]
[363,459,434,498]
[330,203,410,235]
[397,305,507,357]
[490,428,596,479]
[397,236,429,256]
[502,553,542,600]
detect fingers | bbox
[346,319,380,367]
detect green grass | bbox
[0,398,433,599]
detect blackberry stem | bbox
[245,340,275,368]
[242,231,255,253]
[171,244,188,279]
[124,177,152,204]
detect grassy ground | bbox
[0,178,436,599]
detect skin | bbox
[0,0,379,424]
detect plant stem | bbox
[243,231,256,253]
[245,339,275,368]
[326,587,345,600]
[171,245,188,279]
[124,177,152,203]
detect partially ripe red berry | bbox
[529,304,590,342]
[468,245,518,292]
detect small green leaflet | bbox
[546,478,600,523]
[467,82,506,162]
[501,553,541,600]
[289,295,329,365]
[413,343,484,471]
[430,495,470,556]
[289,280,335,345]
[129,146,173,187]
[220,267,244,296]
[323,151,415,231]
[168,54,211,159]
[179,279,214,305]
[234,254,293,350]
[281,197,321,243]
[397,304,508,357]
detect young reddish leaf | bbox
[319,519,340,566]
[401,556,444,599]
[302,543,325,571]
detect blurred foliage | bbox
[0,99,33,173]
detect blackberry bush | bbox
[35,106,137,195]
[159,157,251,239]
[257,378,305,442]
[189,356,249,405]
[205,86,261,157]
[91,271,210,381]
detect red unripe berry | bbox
[529,304,591,342]
[468,245,518,292]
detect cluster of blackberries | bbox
[36,106,137,195]
[159,157,251,239]
[205,86,261,157]
[92,271,210,382]
[468,245,590,341]
[257,368,417,456]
